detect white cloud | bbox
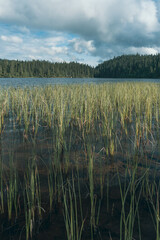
[0,0,160,65]
[51,46,68,54]
[18,26,30,34]
[0,0,159,42]
[0,35,23,43]
[44,36,66,47]
[137,1,159,32]
[129,46,159,55]
[69,39,96,53]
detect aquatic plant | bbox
[0,82,160,239]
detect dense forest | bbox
[0,60,94,78]
[1,54,160,78]
[95,54,160,78]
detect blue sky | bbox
[0,0,160,66]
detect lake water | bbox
[0,77,160,87]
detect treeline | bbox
[1,54,160,78]
[95,54,160,78]
[0,60,94,78]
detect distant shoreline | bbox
[1,54,160,78]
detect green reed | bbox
[1,83,159,156]
[0,82,160,239]
[62,176,85,240]
[87,145,95,239]
[147,181,160,240]
[118,162,141,240]
[23,158,42,239]
[87,145,102,239]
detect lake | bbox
[0,77,160,87]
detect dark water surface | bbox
[0,77,160,87]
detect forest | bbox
[1,54,160,78]
[95,54,160,78]
[0,60,94,78]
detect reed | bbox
[23,157,42,239]
[0,82,160,239]
[148,181,160,240]
[62,177,85,240]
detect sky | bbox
[0,0,160,66]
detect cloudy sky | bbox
[0,0,160,66]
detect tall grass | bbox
[0,82,160,239]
